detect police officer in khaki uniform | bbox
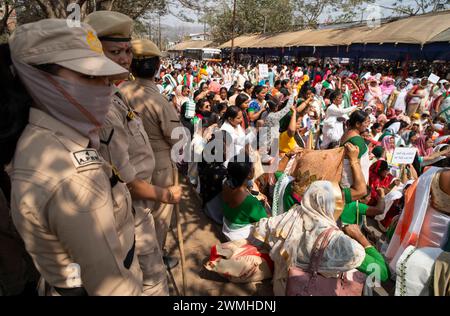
[120,40,184,262]
[85,11,181,295]
[7,20,143,296]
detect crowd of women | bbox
[0,11,449,296]
[162,57,450,296]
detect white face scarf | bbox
[12,59,113,149]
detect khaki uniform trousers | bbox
[134,205,169,296]
[151,160,175,251]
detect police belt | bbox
[52,238,136,296]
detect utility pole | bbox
[230,0,237,65]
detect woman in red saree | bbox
[369,160,394,206]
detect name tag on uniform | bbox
[70,149,102,168]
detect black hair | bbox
[212,103,227,115]
[372,146,384,159]
[193,89,201,100]
[252,85,265,99]
[235,93,250,109]
[226,154,253,189]
[348,110,369,129]
[274,80,281,87]
[378,160,390,174]
[329,90,342,104]
[227,86,236,99]
[412,154,421,176]
[201,115,218,129]
[266,99,278,112]
[382,119,409,132]
[207,91,216,102]
[180,101,194,137]
[431,157,450,168]
[131,56,160,79]
[382,119,396,132]
[221,106,242,126]
[0,44,32,167]
[281,79,290,88]
[220,87,228,94]
[196,98,210,114]
[326,141,341,149]
[400,120,409,130]
[371,123,381,131]
[323,88,334,100]
[244,81,253,92]
[299,83,312,100]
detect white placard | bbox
[428,73,440,84]
[259,64,269,78]
[392,147,418,165]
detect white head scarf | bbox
[254,181,366,273]
[386,121,401,134]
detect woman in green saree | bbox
[272,143,368,216]
[341,110,371,188]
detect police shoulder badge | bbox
[71,149,103,169]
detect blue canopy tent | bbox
[219,11,450,62]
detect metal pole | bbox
[230,0,237,66]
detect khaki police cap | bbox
[84,11,133,41]
[131,39,162,59]
[9,19,128,77]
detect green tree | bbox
[12,0,168,22]
[1,0,20,35]
[291,0,374,27]
[376,0,449,16]
[206,0,293,43]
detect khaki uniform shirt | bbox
[9,108,143,296]
[99,90,156,224]
[120,78,183,175]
